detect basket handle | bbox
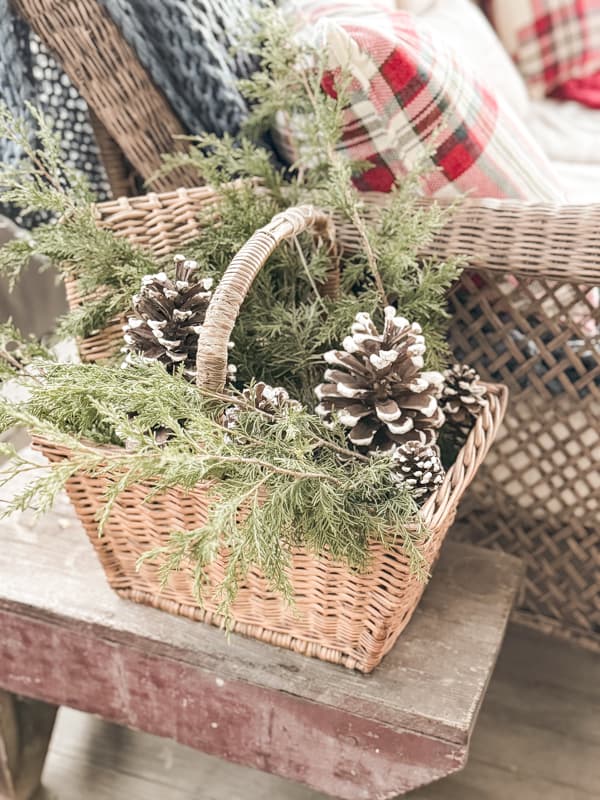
[195,205,335,392]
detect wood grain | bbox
[37,625,600,800]
[0,475,522,798]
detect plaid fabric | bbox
[484,0,600,98]
[553,72,600,106]
[283,4,563,199]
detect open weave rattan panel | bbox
[449,270,600,651]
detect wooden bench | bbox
[0,487,522,800]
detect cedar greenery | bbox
[156,11,461,397]
[0,321,52,383]
[0,8,463,610]
[0,361,427,608]
[0,103,157,339]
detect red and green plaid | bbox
[283,2,563,199]
[485,0,600,97]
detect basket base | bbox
[117,585,425,673]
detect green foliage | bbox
[0,103,157,336]
[0,321,53,383]
[0,362,428,609]
[0,7,464,611]
[0,102,93,215]
[156,8,461,391]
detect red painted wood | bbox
[0,609,464,799]
[0,477,523,799]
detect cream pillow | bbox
[396,0,531,119]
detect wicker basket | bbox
[36,204,508,673]
[65,187,599,653]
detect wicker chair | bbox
[15,0,600,651]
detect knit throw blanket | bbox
[0,0,111,226]
[0,0,262,226]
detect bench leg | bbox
[0,691,57,800]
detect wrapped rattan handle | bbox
[196,205,334,392]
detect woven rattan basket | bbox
[15,0,598,652]
[38,204,507,673]
[64,186,600,653]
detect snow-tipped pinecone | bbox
[389,441,445,500]
[223,381,302,436]
[315,307,445,452]
[439,364,488,434]
[123,254,214,381]
[247,382,302,414]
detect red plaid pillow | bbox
[280,3,563,199]
[484,0,600,100]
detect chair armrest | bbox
[95,187,600,289]
[418,198,600,286]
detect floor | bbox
[33,624,599,800]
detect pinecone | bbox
[123,254,214,381]
[439,364,488,433]
[223,382,302,440]
[248,382,302,414]
[389,441,445,500]
[315,307,445,452]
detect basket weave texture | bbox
[45,202,508,672]
[76,186,600,653]
[35,380,506,673]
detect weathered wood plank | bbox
[0,475,522,798]
[38,626,600,800]
[0,692,57,800]
[0,692,18,799]
[46,709,325,800]
[0,487,522,744]
[0,606,467,800]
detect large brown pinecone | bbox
[389,441,445,500]
[439,364,488,433]
[123,254,214,381]
[315,307,445,452]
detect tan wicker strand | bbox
[88,111,135,199]
[415,198,600,284]
[13,0,198,192]
[33,381,505,673]
[196,206,333,390]
[93,188,600,284]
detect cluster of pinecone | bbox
[122,261,488,502]
[315,308,489,500]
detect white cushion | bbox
[527,99,600,166]
[553,161,600,203]
[395,0,531,119]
